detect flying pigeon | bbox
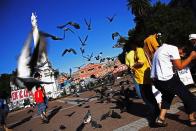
[112,32,120,40]
[16,32,54,90]
[84,18,92,30]
[83,52,93,61]
[100,58,105,63]
[57,21,80,29]
[62,48,77,56]
[94,52,103,60]
[78,35,88,46]
[80,47,85,55]
[106,14,116,23]
[113,36,128,48]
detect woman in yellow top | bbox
[125,42,160,127]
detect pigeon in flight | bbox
[112,32,121,40]
[80,47,85,55]
[16,32,53,90]
[57,21,80,29]
[112,36,128,48]
[83,52,93,61]
[84,18,92,30]
[62,48,77,56]
[106,14,116,23]
[94,52,103,60]
[99,58,105,63]
[78,35,88,46]
[40,31,65,40]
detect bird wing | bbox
[29,34,47,76]
[62,49,69,56]
[68,21,80,29]
[64,28,75,34]
[70,48,77,54]
[84,18,89,26]
[17,32,32,78]
[83,35,88,44]
[78,36,84,44]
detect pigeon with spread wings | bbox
[83,52,93,61]
[84,18,92,30]
[62,48,77,56]
[16,32,53,90]
[80,47,85,55]
[112,32,121,40]
[106,14,116,23]
[57,21,80,29]
[78,35,88,46]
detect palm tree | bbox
[127,0,152,18]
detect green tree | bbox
[127,0,196,47]
[127,0,151,18]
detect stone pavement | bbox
[5,79,196,131]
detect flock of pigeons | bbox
[14,13,131,130]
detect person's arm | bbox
[172,51,196,70]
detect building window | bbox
[88,68,94,71]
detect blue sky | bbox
[0,0,170,74]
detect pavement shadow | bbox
[166,113,188,125]
[111,98,147,118]
[8,115,32,129]
[47,106,62,122]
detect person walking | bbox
[151,43,196,127]
[125,41,160,127]
[34,85,48,123]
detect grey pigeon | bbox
[112,32,120,40]
[62,48,77,56]
[106,14,116,23]
[78,35,88,46]
[57,21,80,29]
[84,18,92,30]
[83,110,92,124]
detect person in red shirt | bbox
[34,85,48,123]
